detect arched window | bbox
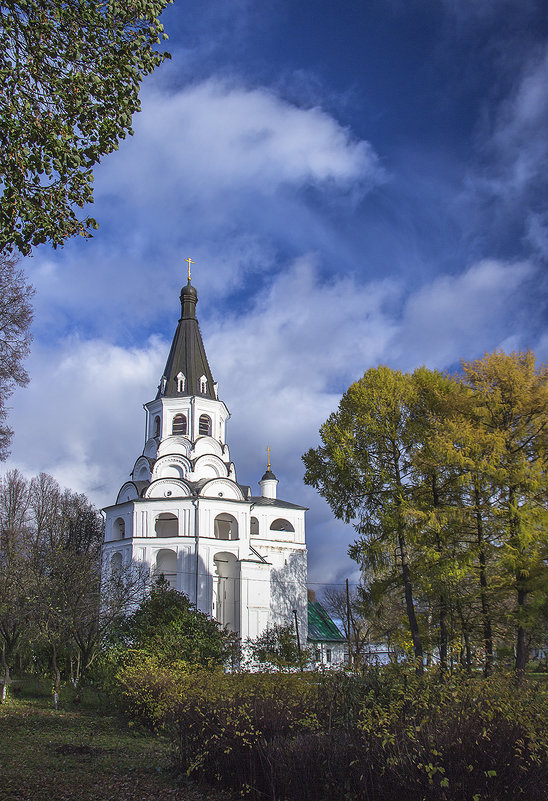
[155,548,177,589]
[113,517,125,539]
[155,513,178,537]
[176,372,185,393]
[199,374,207,394]
[270,518,295,532]
[213,552,240,632]
[214,513,238,540]
[199,414,211,436]
[250,516,259,536]
[111,552,123,573]
[172,414,187,435]
[154,416,161,438]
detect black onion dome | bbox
[261,469,277,482]
[180,280,198,300]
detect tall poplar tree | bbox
[303,366,425,671]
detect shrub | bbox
[115,665,548,801]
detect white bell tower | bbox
[102,269,308,644]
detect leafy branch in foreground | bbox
[0,0,172,255]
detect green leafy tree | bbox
[303,366,425,671]
[0,468,31,700]
[0,0,171,255]
[247,623,310,672]
[113,578,231,669]
[460,351,548,674]
[304,354,547,677]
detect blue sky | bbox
[7,0,548,586]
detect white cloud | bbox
[394,259,536,368]
[22,78,382,344]
[98,79,381,206]
[490,46,548,199]
[8,336,166,501]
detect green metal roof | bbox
[307,600,346,643]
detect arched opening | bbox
[172,414,187,435]
[155,513,178,537]
[176,372,185,393]
[214,552,240,632]
[154,416,161,438]
[214,513,238,540]
[111,552,123,573]
[113,517,125,539]
[250,516,259,536]
[136,464,149,480]
[199,414,211,436]
[270,518,295,532]
[155,548,177,589]
[200,374,207,394]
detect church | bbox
[102,270,308,644]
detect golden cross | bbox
[266,446,271,470]
[185,257,195,281]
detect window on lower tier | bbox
[250,516,259,536]
[326,649,332,663]
[199,414,211,436]
[111,552,123,573]
[315,649,321,662]
[172,414,187,435]
[154,548,177,589]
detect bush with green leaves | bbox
[110,578,231,668]
[116,663,548,801]
[246,623,311,671]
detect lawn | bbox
[0,695,237,801]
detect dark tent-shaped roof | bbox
[157,279,217,400]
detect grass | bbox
[0,689,237,801]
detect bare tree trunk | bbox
[474,485,493,676]
[398,530,423,673]
[394,453,423,674]
[509,487,528,677]
[439,603,448,673]
[51,642,61,710]
[1,644,9,702]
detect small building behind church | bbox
[307,591,348,667]
[102,275,308,644]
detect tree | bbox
[24,474,110,703]
[0,254,33,458]
[322,584,374,668]
[0,468,31,700]
[304,354,547,677]
[460,351,548,674]
[247,623,310,672]
[0,0,172,255]
[112,578,230,670]
[303,367,425,671]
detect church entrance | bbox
[213,552,240,633]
